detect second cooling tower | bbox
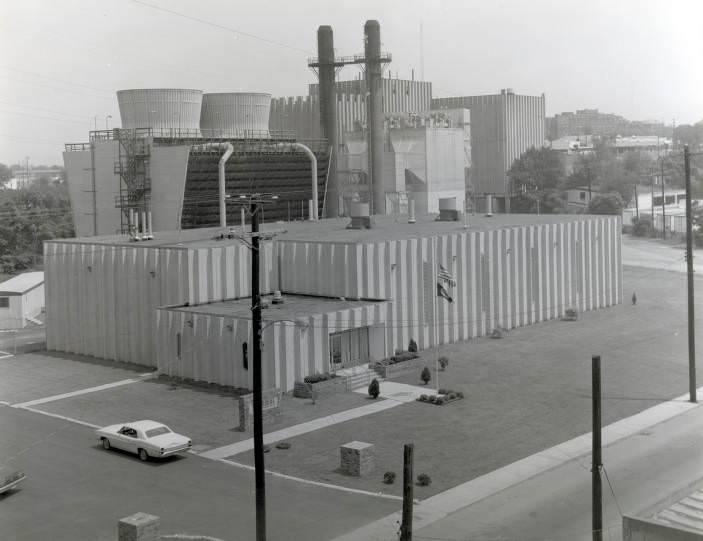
[117,89,203,132]
[200,93,271,137]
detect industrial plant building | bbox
[64,89,329,238]
[44,212,622,393]
[432,90,546,213]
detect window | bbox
[242,342,248,370]
[579,192,586,201]
[176,333,181,359]
[0,297,8,309]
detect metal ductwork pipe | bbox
[277,142,318,221]
[317,25,339,217]
[365,20,385,216]
[191,142,234,230]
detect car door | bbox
[117,426,139,454]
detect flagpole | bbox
[434,235,439,394]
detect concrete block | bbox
[340,441,375,476]
[118,512,160,541]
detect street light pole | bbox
[105,114,112,130]
[661,157,666,239]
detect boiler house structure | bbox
[45,212,622,393]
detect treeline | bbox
[0,178,74,274]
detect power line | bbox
[130,0,313,55]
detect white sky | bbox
[1,0,701,166]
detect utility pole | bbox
[592,355,602,541]
[661,157,666,239]
[400,443,414,541]
[251,200,266,541]
[234,194,284,541]
[684,146,696,403]
[634,184,639,221]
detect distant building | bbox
[432,89,546,212]
[0,272,44,329]
[566,186,598,211]
[547,109,668,140]
[614,135,672,158]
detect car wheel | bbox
[138,448,149,462]
[102,438,111,450]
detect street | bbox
[415,402,703,541]
[0,406,398,541]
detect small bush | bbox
[383,471,396,484]
[394,348,403,356]
[304,372,336,384]
[435,397,444,405]
[447,392,456,400]
[421,366,431,385]
[391,351,419,364]
[438,356,449,371]
[417,473,432,486]
[419,394,428,402]
[456,391,464,399]
[428,395,437,403]
[438,388,447,395]
[408,339,418,353]
[275,442,291,450]
[368,378,380,399]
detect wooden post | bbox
[400,443,414,541]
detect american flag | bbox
[438,264,456,287]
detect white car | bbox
[96,420,192,461]
[0,466,25,495]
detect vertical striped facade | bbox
[156,302,388,392]
[277,216,621,354]
[44,215,621,390]
[44,240,275,365]
[432,91,545,196]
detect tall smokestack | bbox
[365,20,385,216]
[317,25,339,217]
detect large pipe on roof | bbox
[191,142,234,229]
[365,20,385,216]
[317,26,338,217]
[277,142,318,221]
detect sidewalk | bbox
[333,386,703,541]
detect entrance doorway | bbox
[329,327,370,371]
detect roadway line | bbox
[199,399,401,459]
[10,373,156,408]
[331,386,703,541]
[14,405,100,429]
[200,455,403,502]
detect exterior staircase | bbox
[24,315,44,327]
[334,364,384,391]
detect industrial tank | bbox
[200,93,271,137]
[117,89,203,134]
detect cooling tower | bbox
[200,93,271,137]
[117,89,203,133]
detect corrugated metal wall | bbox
[156,302,388,392]
[44,241,275,366]
[278,216,621,354]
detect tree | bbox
[508,147,566,213]
[0,163,10,185]
[420,366,431,385]
[587,192,624,215]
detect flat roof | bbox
[170,294,385,321]
[0,271,44,296]
[47,213,608,249]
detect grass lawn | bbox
[232,266,703,498]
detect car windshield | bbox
[145,426,171,438]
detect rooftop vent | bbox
[347,202,374,230]
[437,197,459,222]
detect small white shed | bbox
[0,272,45,329]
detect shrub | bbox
[438,388,447,395]
[304,372,336,384]
[419,394,428,402]
[417,473,432,486]
[428,395,437,403]
[391,351,419,364]
[435,397,444,405]
[421,366,431,385]
[275,442,291,450]
[408,339,418,353]
[383,471,396,484]
[368,378,380,399]
[456,391,464,399]
[438,356,449,371]
[447,392,456,400]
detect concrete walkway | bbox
[332,386,703,541]
[199,382,428,460]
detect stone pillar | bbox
[340,441,375,476]
[118,512,160,541]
